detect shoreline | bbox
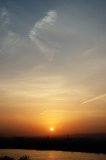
[0,148,106,155]
[0,136,106,154]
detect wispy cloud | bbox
[0,7,9,28]
[29,10,57,60]
[29,10,57,39]
[82,48,97,56]
[82,94,106,104]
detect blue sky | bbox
[0,0,106,135]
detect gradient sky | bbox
[0,0,106,136]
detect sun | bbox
[50,127,54,132]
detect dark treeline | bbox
[0,134,106,154]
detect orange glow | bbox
[50,127,54,132]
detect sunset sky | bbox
[0,0,106,136]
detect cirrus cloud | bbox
[29,10,57,61]
[0,7,9,28]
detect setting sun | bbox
[50,127,54,132]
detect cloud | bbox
[29,10,57,38]
[0,7,9,28]
[82,48,97,56]
[82,94,106,104]
[29,10,57,60]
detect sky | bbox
[0,0,106,136]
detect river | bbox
[0,149,106,160]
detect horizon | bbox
[1,132,106,138]
[0,0,106,137]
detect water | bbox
[0,149,106,160]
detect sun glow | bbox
[50,127,54,132]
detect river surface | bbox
[0,149,106,160]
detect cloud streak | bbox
[29,10,57,38]
[82,94,106,104]
[29,10,57,60]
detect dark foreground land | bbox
[0,156,30,160]
[0,134,106,154]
